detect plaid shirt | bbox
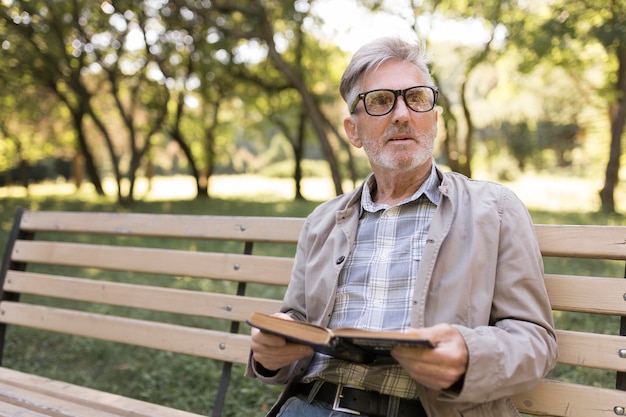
[302,167,441,399]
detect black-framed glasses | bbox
[350,85,439,116]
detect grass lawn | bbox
[0,174,624,416]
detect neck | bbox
[372,162,433,206]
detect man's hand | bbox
[391,324,468,391]
[250,313,314,371]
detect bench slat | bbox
[512,379,626,417]
[0,302,251,364]
[546,274,626,314]
[11,240,294,286]
[0,380,122,417]
[535,224,626,260]
[0,368,204,417]
[11,271,626,371]
[4,271,282,321]
[19,211,304,243]
[0,399,53,417]
[556,329,626,371]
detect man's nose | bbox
[392,95,411,122]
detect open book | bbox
[247,312,434,364]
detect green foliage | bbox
[1,0,623,207]
[0,0,353,203]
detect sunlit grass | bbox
[2,171,623,213]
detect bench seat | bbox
[0,368,204,417]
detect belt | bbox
[294,381,427,417]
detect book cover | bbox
[247,312,434,364]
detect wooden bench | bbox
[0,209,625,417]
[0,208,302,417]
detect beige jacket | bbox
[246,168,558,417]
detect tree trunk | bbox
[72,110,105,195]
[254,1,343,195]
[171,126,203,196]
[293,107,306,200]
[267,47,343,195]
[55,89,105,195]
[599,45,626,213]
[86,106,124,202]
[433,79,461,173]
[459,78,473,178]
[202,121,217,199]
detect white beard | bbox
[361,123,436,172]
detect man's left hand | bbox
[391,324,468,391]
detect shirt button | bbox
[336,256,346,265]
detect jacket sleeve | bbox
[441,188,558,403]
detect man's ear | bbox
[344,117,362,148]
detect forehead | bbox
[360,60,427,91]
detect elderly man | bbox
[246,36,557,417]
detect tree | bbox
[207,0,347,195]
[405,0,508,177]
[1,0,355,203]
[138,0,235,199]
[0,0,107,195]
[0,40,68,189]
[507,0,625,213]
[0,0,172,206]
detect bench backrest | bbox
[511,225,626,417]
[1,209,625,417]
[0,209,303,417]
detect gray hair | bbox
[339,37,433,111]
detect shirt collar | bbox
[361,162,442,213]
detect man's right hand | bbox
[250,313,315,371]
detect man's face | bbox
[344,60,438,174]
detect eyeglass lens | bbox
[364,87,436,116]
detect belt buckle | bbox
[332,384,361,415]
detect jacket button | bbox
[336,256,346,265]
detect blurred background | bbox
[1,2,625,415]
[0,0,624,213]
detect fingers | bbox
[391,324,468,390]
[250,321,314,371]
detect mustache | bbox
[383,123,437,140]
[383,127,418,138]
